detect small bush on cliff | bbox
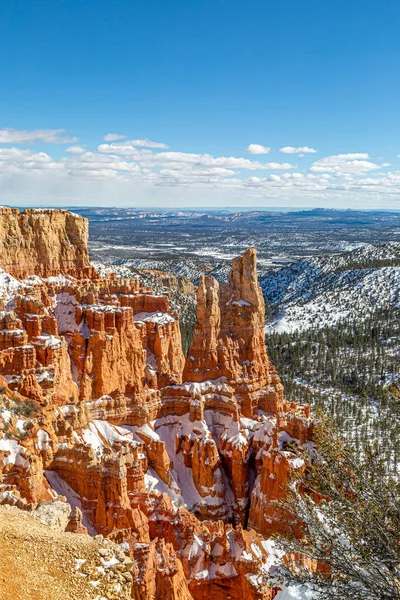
[12,397,41,418]
[275,413,400,600]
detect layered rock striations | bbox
[0,208,314,600]
[0,207,93,278]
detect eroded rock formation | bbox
[183,249,284,415]
[0,208,314,600]
[0,208,95,279]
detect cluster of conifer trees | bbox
[266,306,400,472]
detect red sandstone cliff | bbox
[0,207,93,278]
[0,209,314,600]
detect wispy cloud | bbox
[0,128,78,144]
[280,146,317,154]
[97,143,293,170]
[103,133,127,141]
[126,138,169,149]
[101,138,169,149]
[65,145,86,154]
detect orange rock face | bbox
[183,249,284,417]
[65,506,88,534]
[0,208,93,278]
[0,209,315,600]
[131,538,194,600]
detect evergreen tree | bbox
[275,414,400,600]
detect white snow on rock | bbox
[59,404,80,417]
[134,311,175,325]
[35,370,54,384]
[0,409,11,423]
[144,466,182,506]
[260,538,285,578]
[91,261,133,279]
[0,270,21,309]
[78,419,142,458]
[173,377,228,395]
[44,274,75,286]
[221,418,248,449]
[75,558,86,570]
[16,419,28,433]
[0,435,27,467]
[275,585,316,599]
[32,334,62,349]
[288,457,305,469]
[53,292,79,334]
[100,555,120,569]
[154,413,234,515]
[232,299,252,307]
[126,422,160,441]
[36,428,51,451]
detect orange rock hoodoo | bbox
[0,209,313,599]
[182,249,283,416]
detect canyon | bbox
[0,208,314,599]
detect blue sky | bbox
[1,0,400,209]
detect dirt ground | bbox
[0,505,131,600]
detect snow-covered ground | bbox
[262,242,400,333]
[275,585,315,599]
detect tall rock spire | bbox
[183,248,283,416]
[183,274,221,381]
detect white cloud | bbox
[65,146,86,154]
[262,162,294,170]
[0,147,44,161]
[97,144,294,170]
[245,144,271,155]
[62,151,142,175]
[103,133,127,141]
[127,138,169,149]
[160,166,235,177]
[0,128,78,144]
[198,155,293,170]
[97,143,143,157]
[280,146,317,154]
[0,147,54,164]
[310,153,381,174]
[1,129,399,207]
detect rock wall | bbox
[0,208,92,278]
